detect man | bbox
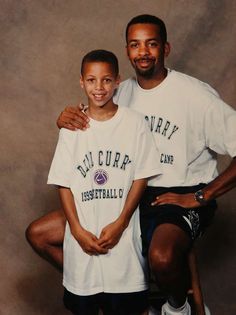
[26,15,236,315]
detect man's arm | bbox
[58,186,108,255]
[97,178,147,249]
[152,157,236,208]
[57,104,90,130]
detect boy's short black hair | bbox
[81,50,119,77]
[125,14,167,44]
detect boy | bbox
[47,50,161,315]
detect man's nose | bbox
[138,44,149,56]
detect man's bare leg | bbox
[25,210,66,272]
[148,223,191,308]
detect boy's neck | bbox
[86,102,118,121]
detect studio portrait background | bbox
[1,1,236,314]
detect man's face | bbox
[126,23,170,77]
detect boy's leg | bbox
[25,209,66,271]
[101,290,149,315]
[63,289,100,315]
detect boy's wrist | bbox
[70,224,84,238]
[117,215,130,230]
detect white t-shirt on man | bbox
[114,69,236,187]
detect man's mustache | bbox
[134,57,156,62]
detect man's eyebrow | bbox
[128,38,159,42]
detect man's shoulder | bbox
[170,69,219,97]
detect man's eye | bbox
[148,42,158,47]
[87,79,94,82]
[130,43,138,48]
[104,78,112,83]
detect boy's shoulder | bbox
[58,127,80,146]
[119,106,146,131]
[120,106,144,120]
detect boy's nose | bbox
[95,81,103,90]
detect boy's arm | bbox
[97,178,147,249]
[57,104,90,131]
[58,186,108,255]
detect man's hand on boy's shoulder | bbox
[57,103,90,131]
[97,219,126,250]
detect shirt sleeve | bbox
[47,129,76,187]
[204,96,236,157]
[134,117,162,180]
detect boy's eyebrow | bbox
[85,73,114,77]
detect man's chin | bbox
[136,67,155,78]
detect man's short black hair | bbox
[125,14,167,44]
[81,49,119,77]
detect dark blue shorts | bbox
[139,184,217,256]
[63,288,149,315]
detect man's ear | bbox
[164,42,171,57]
[80,75,84,89]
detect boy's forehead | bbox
[82,61,115,75]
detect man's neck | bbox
[137,67,168,90]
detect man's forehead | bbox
[127,23,160,41]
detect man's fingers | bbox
[77,103,89,113]
[61,112,90,129]
[65,105,78,113]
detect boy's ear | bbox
[80,75,84,89]
[116,74,121,86]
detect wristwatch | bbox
[194,189,207,205]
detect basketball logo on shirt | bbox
[94,169,108,185]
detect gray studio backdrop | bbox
[1,1,236,314]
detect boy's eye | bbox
[104,78,112,83]
[87,78,95,82]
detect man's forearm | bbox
[202,157,236,201]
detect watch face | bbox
[195,190,206,204]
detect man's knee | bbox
[149,247,175,275]
[25,210,66,250]
[25,219,45,249]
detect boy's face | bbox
[126,23,170,77]
[80,62,120,108]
